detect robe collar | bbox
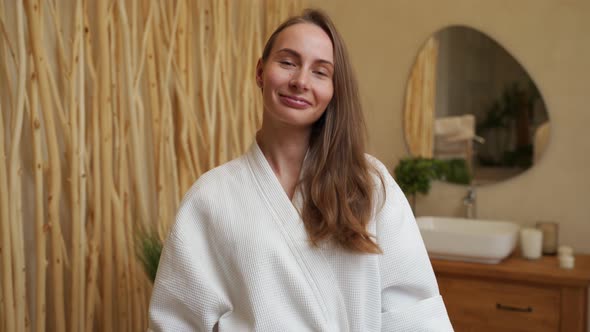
[245,141,351,330]
[246,141,304,223]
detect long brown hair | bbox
[261,9,384,254]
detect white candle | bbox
[559,255,575,269]
[520,228,543,260]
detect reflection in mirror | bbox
[404,26,550,186]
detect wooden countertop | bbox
[431,253,590,287]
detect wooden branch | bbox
[68,1,84,330]
[44,54,71,145]
[113,8,134,330]
[24,0,67,331]
[0,2,16,118]
[133,3,153,92]
[9,1,29,330]
[0,55,16,332]
[97,0,114,330]
[84,79,101,332]
[0,8,18,68]
[146,6,161,179]
[77,0,88,326]
[27,51,47,332]
[82,1,97,81]
[117,0,151,230]
[195,5,212,170]
[183,2,202,177]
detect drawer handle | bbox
[496,303,533,313]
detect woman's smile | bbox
[278,93,312,109]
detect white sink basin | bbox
[416,216,520,264]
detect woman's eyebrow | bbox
[275,48,334,67]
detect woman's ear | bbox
[255,59,263,88]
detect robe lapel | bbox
[246,142,350,331]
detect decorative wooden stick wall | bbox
[0,0,305,331]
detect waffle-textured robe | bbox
[149,142,453,331]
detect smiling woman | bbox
[256,23,334,129]
[148,8,453,332]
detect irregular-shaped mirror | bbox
[403,26,550,185]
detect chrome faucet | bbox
[463,135,484,219]
[463,186,477,219]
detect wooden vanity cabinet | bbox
[432,254,590,332]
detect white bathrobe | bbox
[149,142,453,331]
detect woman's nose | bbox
[289,70,310,91]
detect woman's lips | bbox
[279,94,311,109]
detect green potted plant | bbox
[136,229,163,283]
[394,157,472,213]
[394,157,445,213]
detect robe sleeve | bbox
[148,192,233,331]
[372,159,454,331]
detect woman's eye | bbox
[314,70,329,77]
[279,61,295,67]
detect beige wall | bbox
[312,0,590,253]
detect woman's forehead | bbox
[271,23,334,63]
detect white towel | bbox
[434,114,476,142]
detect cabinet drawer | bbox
[437,276,560,332]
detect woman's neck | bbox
[256,123,311,199]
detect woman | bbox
[149,9,452,331]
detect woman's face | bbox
[256,23,334,129]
